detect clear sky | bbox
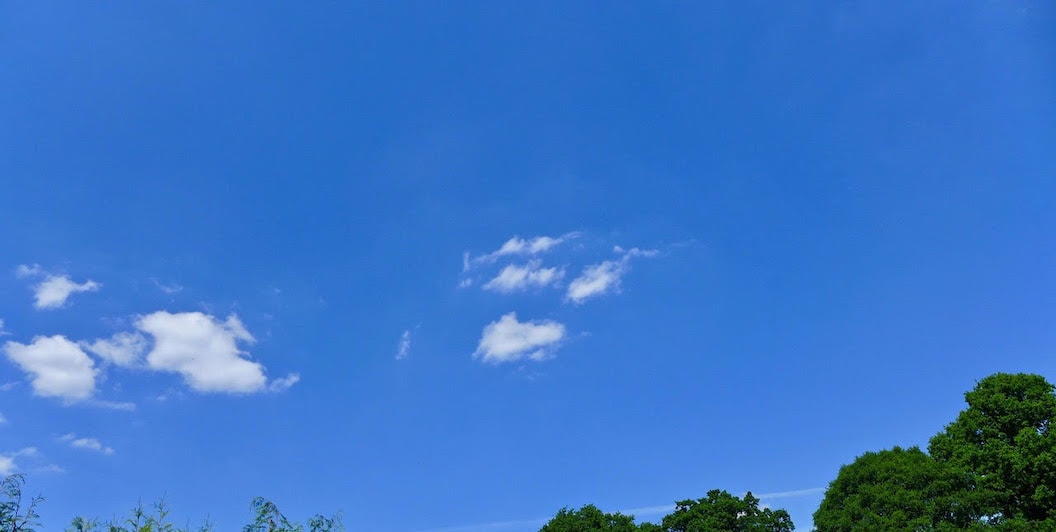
[1,2,1053,530]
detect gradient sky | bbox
[1,2,1054,530]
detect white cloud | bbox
[473,312,566,364]
[396,329,412,360]
[83,332,147,367]
[136,311,268,394]
[464,232,579,270]
[0,319,8,336]
[565,247,658,304]
[16,265,101,309]
[482,260,564,293]
[3,336,97,401]
[0,448,39,475]
[59,434,114,455]
[267,373,300,392]
[566,259,627,304]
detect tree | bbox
[660,490,794,532]
[539,504,657,532]
[242,497,343,532]
[928,373,1056,526]
[812,446,972,531]
[0,474,43,532]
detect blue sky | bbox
[1,2,1053,530]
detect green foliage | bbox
[812,446,974,531]
[928,373,1056,525]
[661,490,794,532]
[242,496,343,532]
[539,491,794,532]
[539,504,653,531]
[815,373,1056,531]
[67,499,215,532]
[1,474,44,532]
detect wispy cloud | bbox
[16,264,101,310]
[267,373,300,393]
[464,232,579,271]
[0,319,8,337]
[3,335,98,401]
[473,313,566,364]
[396,329,412,360]
[566,247,658,304]
[0,447,40,475]
[59,434,115,455]
[483,260,564,293]
[90,399,137,411]
[151,279,184,294]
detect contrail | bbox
[415,486,825,532]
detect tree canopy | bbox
[928,372,1056,526]
[661,490,794,532]
[539,504,658,532]
[540,490,793,532]
[816,373,1056,530]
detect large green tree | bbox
[928,372,1056,526]
[812,446,970,531]
[660,490,794,532]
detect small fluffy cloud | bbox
[3,336,97,401]
[464,232,579,271]
[473,312,566,364]
[83,332,147,367]
[59,434,114,455]
[396,329,412,360]
[136,311,268,394]
[16,265,101,309]
[566,247,658,304]
[483,260,564,293]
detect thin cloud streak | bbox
[419,487,825,532]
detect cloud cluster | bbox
[462,236,660,366]
[17,264,101,310]
[2,310,298,403]
[473,313,566,364]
